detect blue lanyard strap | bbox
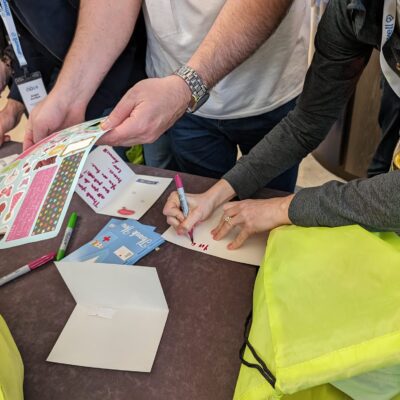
[0,0,27,68]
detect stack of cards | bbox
[63,218,164,265]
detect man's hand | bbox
[0,61,11,94]
[212,195,294,249]
[99,75,191,146]
[23,93,85,150]
[0,99,25,147]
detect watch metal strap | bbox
[174,65,208,111]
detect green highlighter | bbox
[56,212,78,261]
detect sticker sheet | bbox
[76,146,172,220]
[162,206,268,266]
[0,118,109,249]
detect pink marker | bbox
[0,252,56,287]
[174,174,194,244]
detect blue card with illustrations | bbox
[63,218,164,265]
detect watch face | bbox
[189,92,210,113]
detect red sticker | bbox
[117,207,135,216]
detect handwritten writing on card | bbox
[76,147,135,210]
[162,205,268,266]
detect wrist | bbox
[6,99,25,116]
[186,60,210,89]
[52,81,89,113]
[206,179,236,209]
[168,74,192,105]
[279,194,295,225]
[47,88,87,120]
[173,65,209,112]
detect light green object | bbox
[234,225,400,400]
[0,315,24,400]
[333,365,400,400]
[126,145,144,165]
[56,212,78,261]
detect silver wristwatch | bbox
[174,65,210,113]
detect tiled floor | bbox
[3,91,343,189]
[297,153,345,189]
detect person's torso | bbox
[9,0,78,62]
[143,0,310,119]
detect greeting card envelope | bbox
[76,146,172,219]
[0,118,109,248]
[63,218,165,265]
[48,262,169,372]
[162,206,268,266]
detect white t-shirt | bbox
[142,0,310,119]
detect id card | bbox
[15,71,47,113]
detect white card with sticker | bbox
[49,262,169,372]
[15,71,47,113]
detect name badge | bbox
[15,71,47,113]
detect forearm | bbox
[188,0,293,88]
[223,0,371,198]
[53,0,141,109]
[289,171,400,232]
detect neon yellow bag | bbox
[0,315,24,400]
[235,225,400,400]
[126,145,144,165]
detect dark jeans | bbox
[368,77,400,177]
[144,97,299,193]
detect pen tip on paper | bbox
[188,231,194,244]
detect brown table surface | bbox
[0,142,282,400]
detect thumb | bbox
[101,90,137,130]
[178,208,204,235]
[23,118,34,151]
[23,129,34,151]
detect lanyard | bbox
[0,0,27,68]
[381,0,400,96]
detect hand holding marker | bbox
[174,174,194,244]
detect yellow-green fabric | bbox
[234,225,400,400]
[126,145,144,165]
[333,365,400,400]
[0,315,23,400]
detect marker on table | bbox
[56,212,78,261]
[174,174,194,244]
[0,252,56,287]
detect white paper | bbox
[76,146,172,219]
[0,154,18,169]
[48,262,169,372]
[162,206,268,266]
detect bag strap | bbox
[239,312,276,388]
